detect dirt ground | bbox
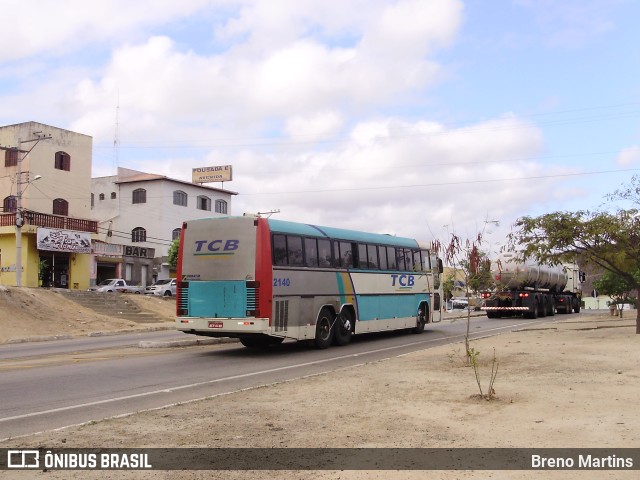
[1,286,638,479]
[0,285,175,343]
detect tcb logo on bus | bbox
[194,239,240,252]
[391,274,414,287]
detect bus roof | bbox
[267,218,419,248]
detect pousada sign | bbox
[192,165,233,183]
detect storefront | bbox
[90,241,155,287]
[122,245,155,287]
[91,241,123,286]
[36,227,92,289]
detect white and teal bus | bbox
[176,215,443,348]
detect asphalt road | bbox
[0,313,570,440]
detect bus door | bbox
[430,254,444,323]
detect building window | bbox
[173,190,187,207]
[215,199,228,214]
[91,193,94,209]
[132,227,146,243]
[54,151,71,171]
[111,192,116,199]
[197,195,211,211]
[4,149,18,167]
[132,188,146,204]
[53,198,69,216]
[99,193,105,201]
[172,228,181,240]
[3,195,17,213]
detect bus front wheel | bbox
[413,305,427,333]
[314,308,334,349]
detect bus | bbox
[175,215,443,348]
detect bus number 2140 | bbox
[273,278,291,287]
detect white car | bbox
[145,278,177,297]
[451,297,469,309]
[88,278,142,293]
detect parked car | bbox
[451,297,469,309]
[145,278,177,297]
[88,278,143,294]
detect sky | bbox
[1,0,639,255]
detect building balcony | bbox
[0,210,98,233]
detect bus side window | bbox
[405,249,416,271]
[396,248,406,271]
[420,249,430,271]
[358,244,368,269]
[273,234,287,266]
[288,236,304,266]
[412,250,422,271]
[318,238,331,267]
[339,241,353,268]
[387,246,397,270]
[379,245,389,270]
[304,237,319,267]
[367,244,379,269]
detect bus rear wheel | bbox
[314,308,334,349]
[333,310,353,346]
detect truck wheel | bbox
[525,305,538,319]
[538,300,546,318]
[314,308,334,349]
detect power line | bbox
[91,101,640,151]
[240,167,640,196]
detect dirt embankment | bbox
[0,286,175,343]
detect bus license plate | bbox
[209,321,224,328]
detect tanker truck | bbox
[481,253,582,319]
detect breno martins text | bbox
[532,454,633,469]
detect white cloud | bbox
[0,0,214,62]
[61,0,464,144]
[284,111,344,140]
[616,146,640,166]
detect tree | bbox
[443,231,499,400]
[168,238,179,269]
[508,176,640,333]
[465,251,493,295]
[593,270,638,317]
[444,232,484,361]
[442,273,455,302]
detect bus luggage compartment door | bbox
[187,281,249,318]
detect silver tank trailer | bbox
[493,253,569,292]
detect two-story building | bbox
[90,167,236,284]
[0,121,96,289]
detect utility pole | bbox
[10,133,50,286]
